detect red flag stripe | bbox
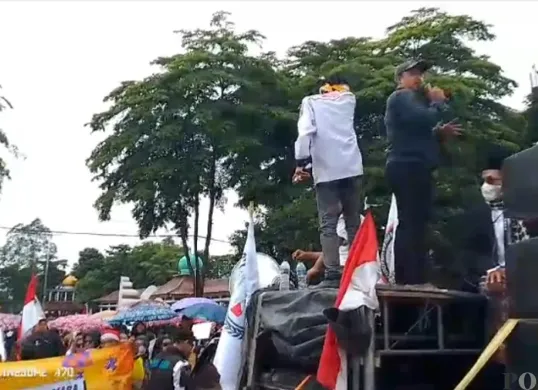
[317,211,379,389]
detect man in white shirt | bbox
[294,77,364,287]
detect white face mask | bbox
[481,182,502,202]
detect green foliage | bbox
[0,219,67,312]
[89,9,530,284]
[87,12,290,295]
[205,254,237,279]
[0,85,14,191]
[74,240,183,303]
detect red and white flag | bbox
[317,211,380,390]
[18,274,45,342]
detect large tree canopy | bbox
[87,12,289,295]
[89,8,529,288]
[0,219,66,312]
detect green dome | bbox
[178,254,204,276]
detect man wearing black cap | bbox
[384,59,462,285]
[450,148,538,365]
[453,147,538,289]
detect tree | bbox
[0,86,14,191]
[74,240,183,303]
[71,248,105,279]
[87,12,289,296]
[229,8,527,284]
[205,254,237,279]
[0,219,66,312]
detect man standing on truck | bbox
[293,76,364,288]
[384,59,461,286]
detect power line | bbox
[0,225,230,244]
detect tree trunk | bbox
[193,193,202,297]
[178,208,194,288]
[204,155,217,284]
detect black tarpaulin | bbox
[246,288,337,371]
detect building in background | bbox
[43,275,85,316]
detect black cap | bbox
[395,59,431,81]
[484,145,512,171]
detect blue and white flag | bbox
[213,210,259,390]
[380,194,397,284]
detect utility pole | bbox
[530,64,538,92]
[42,241,51,302]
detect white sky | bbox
[0,1,536,266]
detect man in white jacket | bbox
[293,76,364,287]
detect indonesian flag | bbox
[18,274,45,342]
[317,211,380,390]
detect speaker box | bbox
[503,144,538,219]
[506,238,538,318]
[505,321,538,390]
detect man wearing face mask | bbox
[385,59,462,286]
[453,147,538,289]
[450,148,538,366]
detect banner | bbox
[0,344,134,389]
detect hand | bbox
[486,269,506,293]
[426,86,446,102]
[292,249,307,261]
[437,120,462,138]
[292,167,311,183]
[306,267,323,284]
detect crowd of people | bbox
[8,316,221,390]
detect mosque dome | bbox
[62,275,78,287]
[177,254,204,276]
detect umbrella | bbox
[179,303,226,324]
[90,310,117,320]
[107,303,179,326]
[0,314,20,331]
[48,315,106,333]
[171,297,219,312]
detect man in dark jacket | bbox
[384,59,461,285]
[451,147,538,288]
[20,319,64,360]
[449,148,538,364]
[146,328,194,390]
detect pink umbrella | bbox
[48,314,106,333]
[0,313,21,331]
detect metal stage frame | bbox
[356,285,487,390]
[243,285,487,390]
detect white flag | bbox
[214,211,259,390]
[380,194,397,284]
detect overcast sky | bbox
[0,1,536,267]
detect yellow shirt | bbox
[132,357,145,382]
